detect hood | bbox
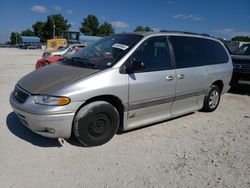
[231,55,250,61]
[18,64,99,94]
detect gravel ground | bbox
[0,48,250,188]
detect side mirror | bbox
[126,60,145,74]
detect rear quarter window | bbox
[169,36,229,69]
[201,38,229,64]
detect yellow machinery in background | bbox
[46,38,67,51]
[45,31,80,51]
[45,31,100,51]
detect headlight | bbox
[34,95,71,106]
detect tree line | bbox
[10,14,154,44]
[10,13,250,44]
[231,36,250,42]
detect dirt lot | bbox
[0,48,249,188]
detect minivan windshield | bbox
[59,34,143,69]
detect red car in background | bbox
[36,45,86,69]
[36,45,114,69]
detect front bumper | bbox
[9,88,83,138]
[11,104,74,138]
[232,70,250,80]
[231,69,250,87]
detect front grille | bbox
[232,58,250,70]
[14,86,29,103]
[239,64,250,69]
[233,63,250,70]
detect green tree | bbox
[80,15,100,36]
[10,32,20,44]
[98,22,114,36]
[21,29,35,36]
[80,15,114,36]
[144,26,153,32]
[231,36,250,42]
[42,14,70,40]
[32,21,45,40]
[134,26,153,32]
[134,26,145,32]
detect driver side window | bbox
[131,36,172,72]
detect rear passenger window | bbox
[131,36,172,72]
[169,36,203,68]
[169,36,229,68]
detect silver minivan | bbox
[10,32,233,146]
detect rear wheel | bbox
[73,101,119,146]
[202,85,221,112]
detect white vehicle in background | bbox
[42,44,87,58]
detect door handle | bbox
[166,75,174,81]
[177,74,185,79]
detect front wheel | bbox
[202,85,221,112]
[73,101,119,146]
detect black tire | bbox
[202,85,221,112]
[73,101,119,146]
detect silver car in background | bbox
[42,44,87,58]
[10,32,233,146]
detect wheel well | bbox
[78,95,125,130]
[212,80,224,92]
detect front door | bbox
[126,36,176,129]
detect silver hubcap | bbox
[208,90,219,109]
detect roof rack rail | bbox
[159,30,211,37]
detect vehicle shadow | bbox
[6,111,195,148]
[6,112,62,147]
[228,87,250,96]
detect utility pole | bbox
[52,20,56,39]
[15,32,18,46]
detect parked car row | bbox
[37,37,249,90]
